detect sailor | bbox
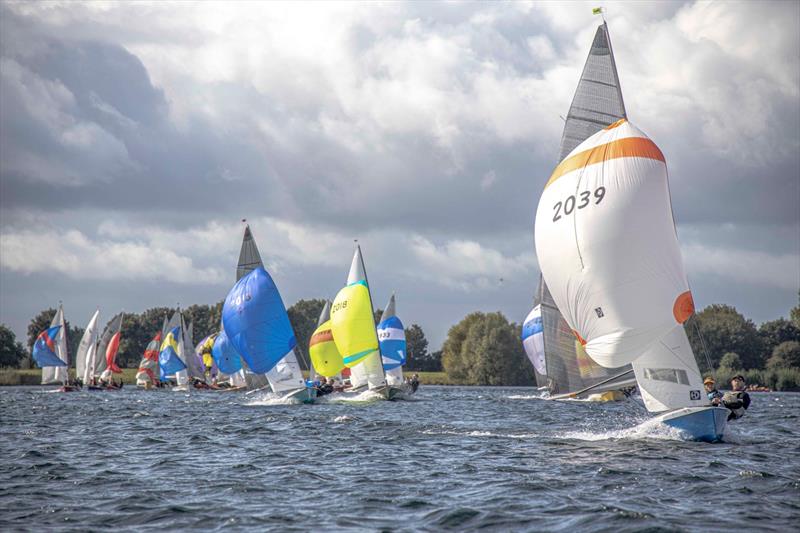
[317,377,334,396]
[720,375,751,421]
[409,373,420,393]
[704,377,723,403]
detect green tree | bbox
[758,318,800,357]
[767,341,800,369]
[718,352,742,371]
[790,291,800,329]
[373,308,383,325]
[427,350,443,372]
[404,324,429,370]
[686,304,764,369]
[0,324,27,368]
[287,299,326,370]
[442,312,534,385]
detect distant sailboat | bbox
[377,293,413,397]
[309,300,345,378]
[524,20,635,401]
[97,313,124,387]
[75,310,100,385]
[160,311,188,389]
[330,245,389,399]
[41,304,69,385]
[136,328,162,388]
[33,325,67,386]
[533,19,727,442]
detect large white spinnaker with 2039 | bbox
[534,119,728,442]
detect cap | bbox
[703,377,715,385]
[732,375,745,381]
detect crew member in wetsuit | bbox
[704,377,723,402]
[317,377,334,396]
[717,375,751,420]
[409,373,420,393]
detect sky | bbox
[1,0,798,349]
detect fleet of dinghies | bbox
[32,224,417,402]
[28,15,732,440]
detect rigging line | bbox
[658,335,704,381]
[690,314,714,374]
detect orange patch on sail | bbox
[545,136,665,189]
[309,329,333,347]
[572,330,587,346]
[673,291,695,324]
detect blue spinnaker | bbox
[33,326,67,368]
[159,326,186,380]
[378,315,406,370]
[222,266,297,374]
[211,330,243,375]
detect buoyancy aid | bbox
[722,390,748,419]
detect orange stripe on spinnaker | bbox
[605,118,627,130]
[544,136,665,189]
[309,329,333,347]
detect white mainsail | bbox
[41,305,68,384]
[75,310,100,384]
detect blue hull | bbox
[660,407,728,443]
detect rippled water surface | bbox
[1,386,798,531]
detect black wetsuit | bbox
[722,390,751,420]
[317,383,334,396]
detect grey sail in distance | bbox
[236,225,264,281]
[536,22,633,396]
[558,22,627,162]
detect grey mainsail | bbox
[236,225,264,281]
[558,22,626,162]
[534,22,633,396]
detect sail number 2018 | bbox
[552,186,606,222]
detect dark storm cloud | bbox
[1,2,797,347]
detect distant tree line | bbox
[3,294,798,389]
[1,298,442,373]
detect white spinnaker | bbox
[534,120,694,368]
[75,310,100,383]
[42,306,69,384]
[265,348,306,393]
[229,369,247,388]
[631,325,707,412]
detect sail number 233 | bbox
[552,186,606,222]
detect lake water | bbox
[1,385,797,531]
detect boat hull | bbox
[281,387,317,404]
[656,406,728,443]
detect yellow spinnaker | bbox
[309,320,344,377]
[331,282,378,368]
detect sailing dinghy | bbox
[33,324,70,390]
[222,264,313,403]
[309,300,345,380]
[40,304,70,388]
[377,293,413,398]
[533,21,727,441]
[75,309,100,387]
[330,245,390,399]
[136,328,162,388]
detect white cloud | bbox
[683,242,800,291]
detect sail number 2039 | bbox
[552,186,606,222]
